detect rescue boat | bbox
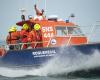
[0,5,100,68]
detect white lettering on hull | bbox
[32,50,56,57]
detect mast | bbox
[44,0,46,16]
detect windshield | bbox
[67,27,84,35]
[56,26,84,36]
[56,27,67,36]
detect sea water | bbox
[0,47,100,80]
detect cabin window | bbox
[67,27,84,36]
[56,27,67,36]
[56,26,84,36]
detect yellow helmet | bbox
[34,24,40,30]
[22,23,29,30]
[9,25,17,32]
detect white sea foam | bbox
[0,48,100,77]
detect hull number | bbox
[42,27,54,38]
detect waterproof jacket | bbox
[6,31,20,44]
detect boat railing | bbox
[3,41,49,51]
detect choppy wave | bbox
[0,48,100,78]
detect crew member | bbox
[34,4,45,20]
[6,26,19,50]
[28,24,43,48]
[20,23,29,49]
[27,26,35,48]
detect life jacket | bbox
[19,29,29,49]
[6,32,19,44]
[34,30,43,48]
[20,29,29,43]
[35,30,42,41]
[28,30,36,42]
[28,30,42,48]
[28,30,42,41]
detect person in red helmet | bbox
[20,23,29,49]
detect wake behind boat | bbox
[0,4,100,68]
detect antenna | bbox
[19,8,26,21]
[68,13,75,22]
[44,0,46,15]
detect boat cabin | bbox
[16,17,87,48]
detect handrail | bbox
[2,41,49,51]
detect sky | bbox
[0,0,100,41]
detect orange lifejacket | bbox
[20,29,29,43]
[28,30,42,42]
[28,30,35,42]
[20,29,29,49]
[27,30,36,48]
[28,30,42,48]
[6,32,19,44]
[35,30,43,48]
[35,30,42,41]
